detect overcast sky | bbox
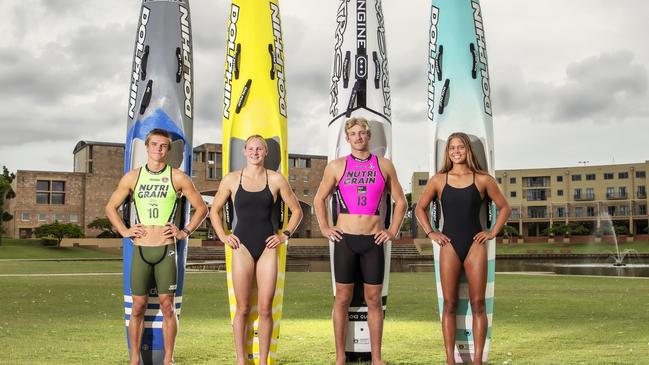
[1,0,647,192]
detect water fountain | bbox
[545,213,649,277]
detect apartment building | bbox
[410,161,649,237]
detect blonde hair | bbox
[145,128,172,151]
[439,132,487,174]
[244,134,268,151]
[344,117,370,136]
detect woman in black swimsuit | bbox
[209,135,303,365]
[415,132,510,365]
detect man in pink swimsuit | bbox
[314,117,407,365]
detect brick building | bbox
[4,141,124,238]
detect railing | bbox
[606,193,628,200]
[522,182,550,188]
[574,195,595,201]
[637,192,647,199]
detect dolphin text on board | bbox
[180,5,193,119]
[270,3,287,118]
[472,1,492,116]
[223,4,240,120]
[129,7,150,119]
[426,6,439,122]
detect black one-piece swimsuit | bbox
[233,170,275,262]
[440,173,484,262]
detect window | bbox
[636,171,646,178]
[606,187,614,198]
[571,174,582,181]
[620,206,629,216]
[618,172,628,179]
[586,188,594,200]
[587,207,595,217]
[37,180,50,191]
[207,168,214,179]
[511,208,520,219]
[302,189,309,196]
[36,192,49,204]
[556,175,563,182]
[215,168,222,179]
[509,177,516,184]
[303,175,309,183]
[21,212,31,221]
[191,170,197,177]
[574,188,582,199]
[640,205,647,215]
[619,187,627,198]
[51,194,65,204]
[557,189,564,196]
[207,152,216,164]
[36,180,65,205]
[496,177,502,184]
[510,191,517,198]
[289,174,296,182]
[638,186,646,198]
[55,213,65,221]
[604,173,614,180]
[70,213,79,223]
[88,161,93,174]
[288,158,296,168]
[575,207,584,217]
[526,189,547,201]
[52,181,65,191]
[295,158,311,168]
[38,213,48,221]
[586,174,596,181]
[556,208,565,218]
[419,179,427,186]
[215,152,222,163]
[607,206,616,216]
[527,206,547,218]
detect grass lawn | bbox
[1,262,648,364]
[0,239,120,260]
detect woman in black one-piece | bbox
[209,135,303,365]
[415,132,511,365]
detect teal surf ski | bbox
[122,1,194,364]
[427,0,496,363]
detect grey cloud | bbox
[554,51,648,121]
[494,51,649,124]
[0,22,131,106]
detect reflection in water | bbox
[186,258,649,277]
[286,258,649,277]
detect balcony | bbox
[574,194,595,201]
[606,193,628,200]
[637,192,647,199]
[522,177,550,188]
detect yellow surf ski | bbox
[221,1,288,364]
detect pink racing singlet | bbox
[335,154,386,215]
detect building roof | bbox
[73,141,124,154]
